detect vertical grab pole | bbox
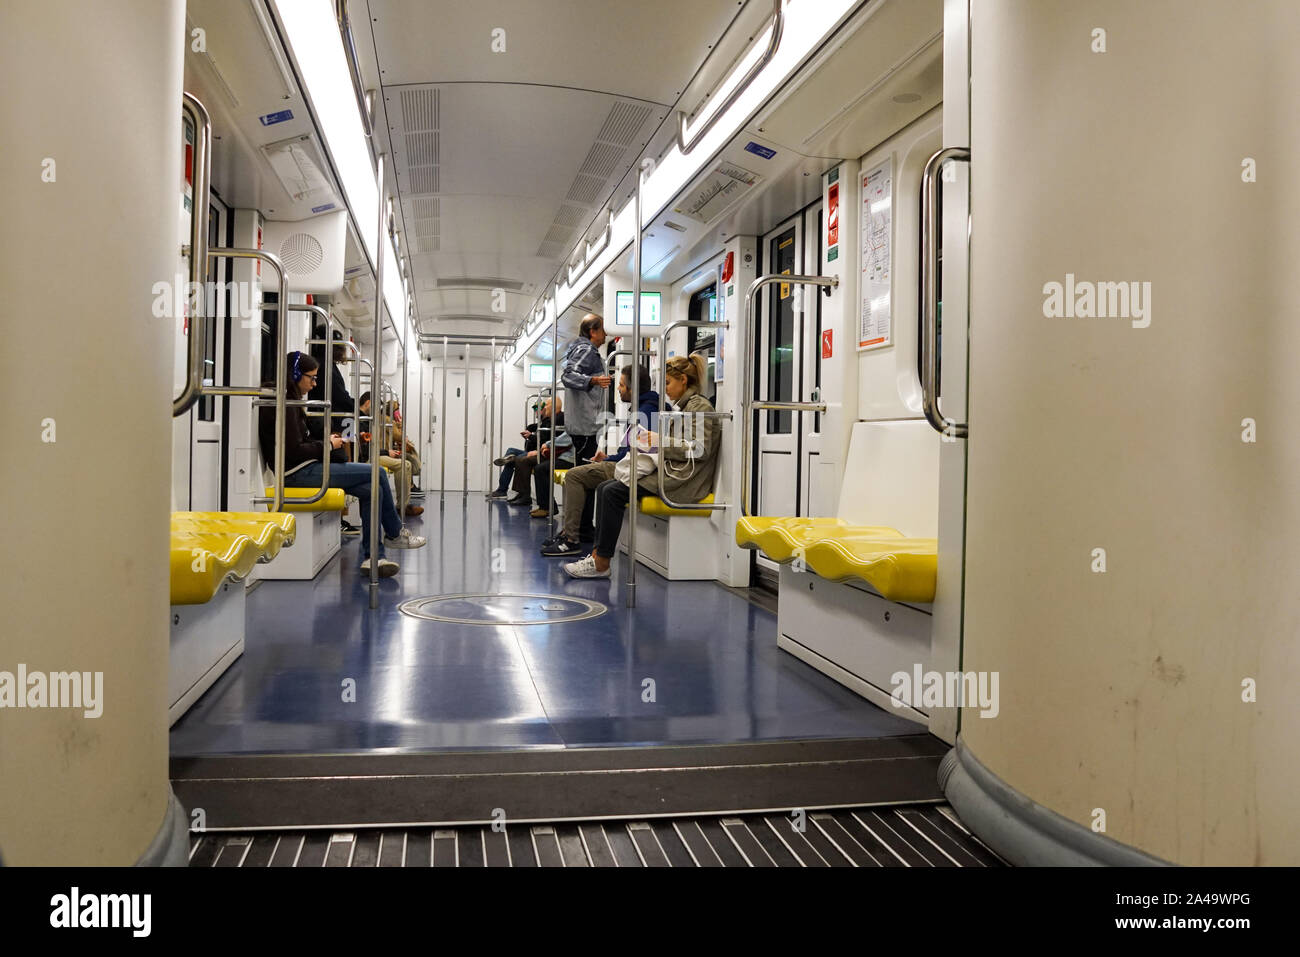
[440,335,448,507]
[400,304,411,519]
[462,344,470,499]
[495,340,503,470]
[462,343,473,496]
[368,152,387,609]
[627,158,652,607]
[488,337,496,498]
[549,293,558,530]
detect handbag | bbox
[614,451,657,486]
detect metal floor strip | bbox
[189,803,1003,867]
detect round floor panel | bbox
[397,592,607,626]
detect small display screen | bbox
[614,290,661,326]
[528,364,554,385]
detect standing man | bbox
[559,313,610,467]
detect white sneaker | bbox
[360,557,399,578]
[564,554,610,579]
[384,528,427,549]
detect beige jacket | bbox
[653,387,720,504]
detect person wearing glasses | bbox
[258,351,425,580]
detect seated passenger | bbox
[357,391,423,516]
[564,353,718,579]
[541,363,658,558]
[258,351,425,579]
[488,444,526,499]
[507,395,565,511]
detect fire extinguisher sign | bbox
[826,166,840,263]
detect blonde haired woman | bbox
[565,353,719,579]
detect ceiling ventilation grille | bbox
[401,87,441,198]
[598,101,652,147]
[538,99,653,262]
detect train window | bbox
[259,291,278,387]
[767,227,797,433]
[687,284,718,404]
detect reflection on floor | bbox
[169,494,925,754]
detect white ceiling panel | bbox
[366,0,745,104]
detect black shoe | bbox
[541,536,584,558]
[341,519,361,536]
[493,454,517,467]
[509,497,533,508]
[487,489,509,500]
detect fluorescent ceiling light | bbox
[272,0,407,333]
[553,0,856,318]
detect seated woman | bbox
[541,362,658,557]
[258,351,425,580]
[564,353,718,579]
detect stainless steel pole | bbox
[368,152,386,609]
[440,335,448,507]
[627,157,652,607]
[548,294,558,530]
[487,337,496,498]
[462,344,470,498]
[399,305,410,521]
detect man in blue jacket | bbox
[558,313,611,467]
[541,363,657,558]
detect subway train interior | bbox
[3,0,1297,880]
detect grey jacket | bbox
[654,387,720,505]
[558,336,607,435]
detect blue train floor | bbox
[169,494,924,754]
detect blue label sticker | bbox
[259,109,294,126]
[744,141,776,160]
[311,203,336,214]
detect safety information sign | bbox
[859,157,893,351]
[826,167,840,263]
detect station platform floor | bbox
[169,493,925,755]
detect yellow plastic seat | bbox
[736,516,938,603]
[264,487,346,512]
[172,512,296,561]
[169,530,260,605]
[640,493,716,518]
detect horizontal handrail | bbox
[676,0,784,156]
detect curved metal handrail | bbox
[676,0,784,156]
[739,272,837,517]
[653,320,732,511]
[174,92,213,416]
[920,146,971,439]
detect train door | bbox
[754,202,823,571]
[191,194,228,511]
[429,366,486,491]
[172,102,227,511]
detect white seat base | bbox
[619,513,719,581]
[254,509,340,580]
[169,581,244,726]
[776,564,931,726]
